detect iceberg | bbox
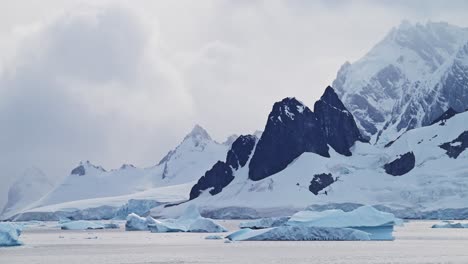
[432,221,468,228]
[60,220,105,230]
[227,226,370,241]
[125,213,157,231]
[0,223,23,247]
[239,216,290,229]
[287,206,402,240]
[148,205,227,233]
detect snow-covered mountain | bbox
[156,87,468,219]
[1,167,56,220]
[4,125,229,219]
[333,21,468,144]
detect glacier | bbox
[0,223,23,247]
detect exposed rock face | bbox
[190,135,257,200]
[189,161,233,199]
[384,152,416,176]
[71,165,86,176]
[309,173,335,195]
[226,135,257,170]
[430,108,459,126]
[70,161,106,176]
[248,98,329,181]
[439,131,468,158]
[314,86,367,156]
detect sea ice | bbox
[0,223,23,247]
[227,226,370,241]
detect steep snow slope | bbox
[11,125,229,218]
[1,167,56,220]
[157,101,468,219]
[333,21,468,143]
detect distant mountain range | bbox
[3,21,468,221]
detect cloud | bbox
[0,4,195,206]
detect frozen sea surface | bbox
[1,220,468,263]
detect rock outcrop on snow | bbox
[384,152,416,176]
[190,135,257,199]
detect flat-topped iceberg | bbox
[288,206,402,240]
[61,220,105,230]
[0,223,23,247]
[227,226,370,241]
[148,205,227,233]
[239,216,290,229]
[432,221,468,228]
[125,213,157,231]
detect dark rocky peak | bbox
[248,97,329,181]
[71,161,106,176]
[430,107,459,126]
[314,86,367,156]
[190,134,258,200]
[268,97,309,124]
[226,135,257,170]
[317,86,348,110]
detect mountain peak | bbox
[71,161,106,176]
[269,97,309,123]
[185,124,212,142]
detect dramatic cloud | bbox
[1,0,468,207]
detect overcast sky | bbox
[1,0,468,207]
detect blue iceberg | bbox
[0,223,23,247]
[287,205,402,240]
[227,226,370,241]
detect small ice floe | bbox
[239,216,290,229]
[61,220,105,230]
[227,206,401,241]
[432,221,468,228]
[148,205,227,233]
[205,235,224,240]
[125,213,157,231]
[0,223,23,247]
